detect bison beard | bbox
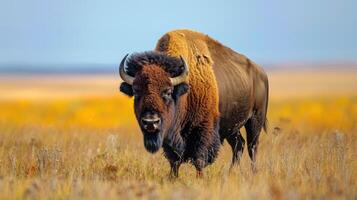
[143,132,163,153]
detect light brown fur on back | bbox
[155,29,220,126]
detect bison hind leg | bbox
[226,129,245,167]
[244,111,265,172]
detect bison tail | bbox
[263,77,269,134]
[263,119,269,133]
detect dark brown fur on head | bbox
[119,51,189,153]
[125,51,185,77]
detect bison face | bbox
[119,53,189,153]
[134,66,178,153]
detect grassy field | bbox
[0,69,356,199]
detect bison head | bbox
[118,52,189,153]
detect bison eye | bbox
[162,88,173,101]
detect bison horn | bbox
[170,56,189,86]
[119,54,135,85]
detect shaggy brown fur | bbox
[155,30,222,177]
[156,30,269,169]
[119,29,269,177]
[125,52,185,77]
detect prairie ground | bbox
[0,69,356,199]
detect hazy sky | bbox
[0,0,356,66]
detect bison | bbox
[118,29,269,177]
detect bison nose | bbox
[141,114,161,132]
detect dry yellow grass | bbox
[0,70,356,199]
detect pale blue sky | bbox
[0,0,356,67]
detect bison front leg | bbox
[169,160,181,178]
[193,158,205,178]
[163,144,183,178]
[191,124,221,179]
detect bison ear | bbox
[173,83,189,100]
[119,82,134,97]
